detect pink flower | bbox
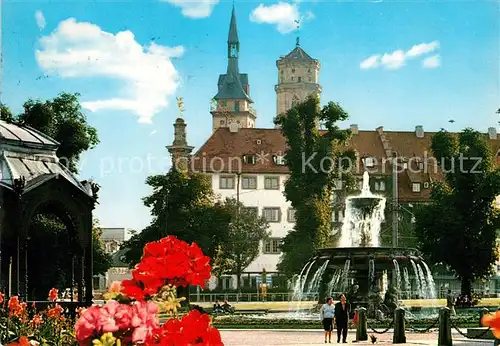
[99,300,119,333]
[114,303,134,330]
[130,301,160,343]
[74,306,102,343]
[108,281,121,293]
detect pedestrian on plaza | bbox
[320,297,335,343]
[334,294,350,343]
[446,289,456,316]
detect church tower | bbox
[211,6,256,132]
[274,37,321,124]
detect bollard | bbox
[479,308,489,327]
[438,307,452,346]
[356,307,368,342]
[393,307,406,344]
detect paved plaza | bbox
[220,329,495,346]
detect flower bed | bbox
[0,236,224,345]
[211,314,481,330]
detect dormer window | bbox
[363,157,375,168]
[412,183,421,192]
[243,155,256,164]
[273,155,286,165]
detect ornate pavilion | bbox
[0,119,97,305]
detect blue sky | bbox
[2,0,498,232]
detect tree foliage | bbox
[414,128,500,296]
[274,95,356,277]
[122,170,232,267]
[1,93,99,173]
[213,198,270,289]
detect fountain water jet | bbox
[294,171,437,317]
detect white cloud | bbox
[35,10,46,30]
[35,18,184,124]
[360,41,440,70]
[406,41,439,57]
[360,55,380,69]
[162,0,219,19]
[250,2,312,34]
[422,54,440,68]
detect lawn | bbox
[190,298,500,311]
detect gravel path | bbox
[219,329,495,346]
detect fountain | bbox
[293,171,436,317]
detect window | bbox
[291,76,295,81]
[263,238,282,254]
[263,207,280,222]
[242,206,258,216]
[418,161,424,170]
[241,176,257,189]
[221,100,227,107]
[308,69,311,73]
[219,176,235,189]
[423,182,430,188]
[287,208,296,222]
[332,211,337,222]
[338,210,344,222]
[292,68,295,73]
[243,155,256,164]
[363,157,375,168]
[219,120,225,126]
[234,101,240,112]
[298,77,302,83]
[264,176,280,190]
[412,183,421,192]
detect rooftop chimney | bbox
[415,125,424,138]
[488,127,497,139]
[350,124,359,135]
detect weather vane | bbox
[176,96,185,117]
[294,19,301,47]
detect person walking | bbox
[334,294,350,343]
[446,289,456,316]
[320,297,335,343]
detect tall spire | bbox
[294,19,300,47]
[228,5,239,44]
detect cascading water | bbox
[305,260,330,300]
[422,262,437,299]
[340,259,351,292]
[410,259,422,298]
[338,172,386,247]
[403,267,410,299]
[327,270,342,296]
[392,259,401,294]
[300,260,316,294]
[416,263,429,298]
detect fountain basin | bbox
[315,247,422,271]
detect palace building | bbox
[167,6,500,292]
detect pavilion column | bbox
[75,253,83,304]
[84,211,93,306]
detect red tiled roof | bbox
[191,127,499,202]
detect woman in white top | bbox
[319,297,335,343]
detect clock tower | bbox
[210,6,256,132]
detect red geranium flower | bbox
[147,309,223,345]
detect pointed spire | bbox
[228,5,239,44]
[294,19,300,47]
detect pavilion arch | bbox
[0,119,97,306]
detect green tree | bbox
[214,198,270,290]
[414,128,500,296]
[274,95,356,277]
[0,104,14,122]
[1,93,99,173]
[122,170,232,267]
[92,220,113,276]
